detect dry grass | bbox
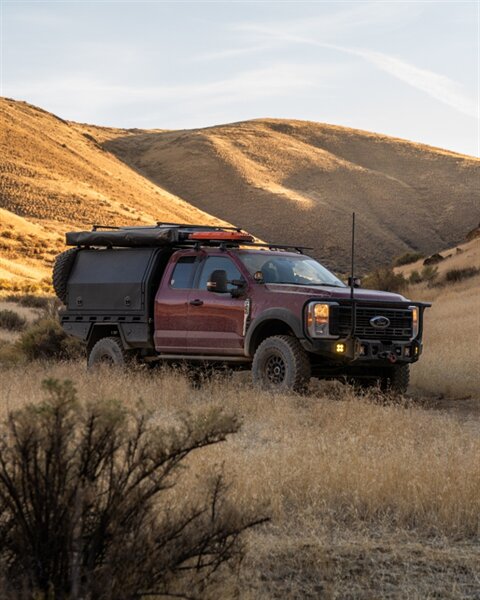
[410,276,480,398]
[406,239,480,399]
[0,362,478,598]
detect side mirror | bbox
[207,269,229,293]
[347,276,362,288]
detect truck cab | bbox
[55,224,430,394]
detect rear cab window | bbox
[170,255,197,289]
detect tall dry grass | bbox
[409,274,480,398]
[1,363,477,536]
[0,362,478,598]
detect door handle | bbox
[189,299,204,306]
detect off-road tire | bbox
[88,337,129,369]
[252,335,311,393]
[381,364,410,395]
[52,248,79,304]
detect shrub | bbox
[393,251,424,267]
[0,342,23,366]
[420,265,438,283]
[444,267,480,283]
[5,294,57,310]
[363,268,407,292]
[0,379,265,599]
[0,310,26,331]
[17,318,84,360]
[408,270,422,285]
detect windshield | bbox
[238,252,346,287]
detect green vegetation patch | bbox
[444,267,480,283]
[393,251,424,267]
[0,309,26,331]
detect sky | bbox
[1,0,479,156]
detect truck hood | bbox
[264,284,409,303]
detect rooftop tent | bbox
[65,227,180,248]
[64,223,250,248]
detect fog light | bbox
[404,346,411,357]
[335,343,345,353]
[360,344,367,356]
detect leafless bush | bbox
[0,379,266,599]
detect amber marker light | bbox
[409,305,419,339]
[335,343,345,353]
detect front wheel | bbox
[252,335,311,393]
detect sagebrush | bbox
[0,378,265,600]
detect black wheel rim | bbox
[264,353,286,385]
[98,353,114,365]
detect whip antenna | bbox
[350,212,355,300]
[350,212,357,339]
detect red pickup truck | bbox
[54,224,430,393]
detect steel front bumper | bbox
[301,336,423,365]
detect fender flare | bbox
[245,308,304,357]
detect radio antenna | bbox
[350,212,357,339]
[350,212,356,300]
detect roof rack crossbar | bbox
[156,222,242,231]
[91,224,123,231]
[174,240,312,252]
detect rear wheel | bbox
[88,337,129,369]
[252,335,311,393]
[350,364,410,395]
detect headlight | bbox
[409,305,419,339]
[306,302,335,338]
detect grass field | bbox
[402,238,480,398]
[0,236,478,597]
[0,362,478,598]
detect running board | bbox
[145,354,251,363]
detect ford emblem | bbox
[370,315,390,329]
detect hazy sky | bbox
[1,1,479,156]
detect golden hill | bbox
[1,98,479,285]
[102,119,480,272]
[0,98,222,285]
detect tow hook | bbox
[379,351,397,364]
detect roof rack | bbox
[66,223,310,254]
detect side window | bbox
[198,257,243,291]
[170,256,197,288]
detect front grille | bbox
[333,305,413,340]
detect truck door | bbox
[187,255,247,355]
[154,252,199,352]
